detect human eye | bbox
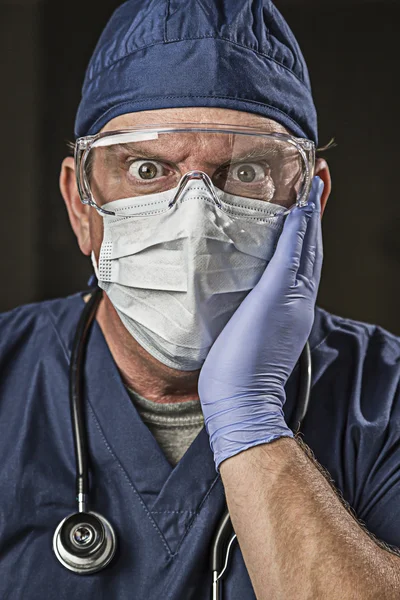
[226,162,270,184]
[212,159,277,202]
[214,161,272,189]
[127,159,169,182]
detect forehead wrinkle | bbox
[113,134,235,164]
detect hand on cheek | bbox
[198,176,325,473]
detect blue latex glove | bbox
[198,176,325,472]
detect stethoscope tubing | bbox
[69,286,103,513]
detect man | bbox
[1,1,400,599]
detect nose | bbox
[180,160,217,181]
[168,170,222,210]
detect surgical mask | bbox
[92,177,286,371]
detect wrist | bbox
[206,406,293,473]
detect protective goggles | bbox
[75,123,315,218]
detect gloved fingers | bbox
[298,177,324,282]
[265,183,315,285]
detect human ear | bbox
[59,156,92,256]
[314,158,331,217]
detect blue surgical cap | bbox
[75,0,318,145]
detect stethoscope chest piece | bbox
[53,511,117,574]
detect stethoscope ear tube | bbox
[292,341,312,433]
[211,510,234,573]
[211,508,237,600]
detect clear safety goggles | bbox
[75,123,315,217]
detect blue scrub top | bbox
[0,291,399,599]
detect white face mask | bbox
[92,179,286,371]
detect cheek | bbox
[89,210,104,261]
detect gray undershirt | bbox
[126,387,205,467]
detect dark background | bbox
[1,0,399,334]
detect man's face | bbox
[61,107,330,261]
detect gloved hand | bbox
[198,176,325,472]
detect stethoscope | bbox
[53,286,312,599]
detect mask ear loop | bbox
[168,171,222,209]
